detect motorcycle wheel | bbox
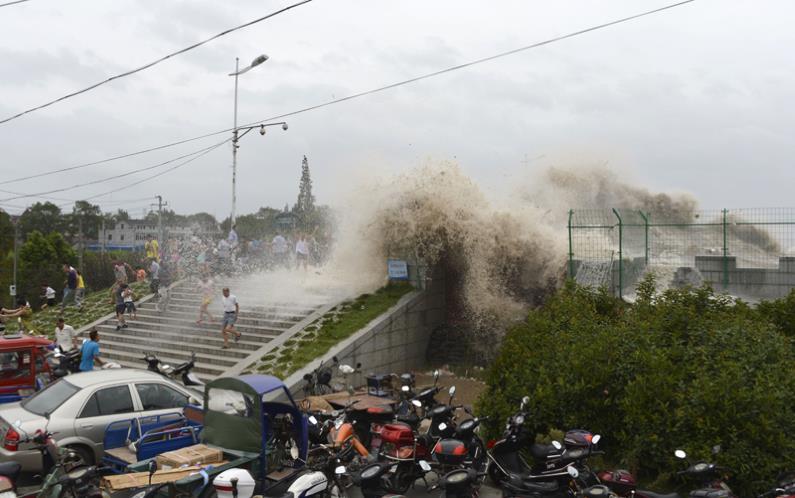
[487,461,505,487]
[389,463,416,494]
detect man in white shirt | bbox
[54,318,77,351]
[271,233,288,267]
[220,287,241,349]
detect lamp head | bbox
[251,54,269,67]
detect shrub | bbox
[477,277,795,495]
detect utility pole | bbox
[11,221,17,298]
[77,215,83,271]
[231,57,239,229]
[153,195,168,246]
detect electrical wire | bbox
[0,0,313,126]
[0,0,30,8]
[81,139,228,200]
[0,140,227,202]
[0,0,696,187]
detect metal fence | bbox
[568,208,795,300]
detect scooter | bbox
[48,346,82,378]
[353,462,409,498]
[428,468,486,498]
[486,396,602,487]
[141,351,204,387]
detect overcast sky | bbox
[0,0,793,219]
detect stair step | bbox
[95,321,282,340]
[96,329,265,353]
[103,350,225,377]
[100,339,244,367]
[121,312,290,334]
[141,304,302,327]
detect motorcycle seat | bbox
[396,413,419,426]
[0,461,21,481]
[690,489,730,498]
[529,443,562,460]
[508,475,560,493]
[639,491,682,498]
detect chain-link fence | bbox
[568,207,795,300]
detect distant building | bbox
[274,210,300,232]
[89,219,219,251]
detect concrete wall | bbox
[281,272,446,395]
[691,255,795,299]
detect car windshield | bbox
[22,379,79,416]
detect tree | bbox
[114,209,130,221]
[293,155,315,216]
[0,210,14,258]
[18,202,62,238]
[17,231,76,306]
[64,200,102,240]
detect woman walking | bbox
[196,275,214,324]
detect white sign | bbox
[8,285,15,297]
[387,259,409,280]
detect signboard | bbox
[387,259,409,280]
[8,285,15,297]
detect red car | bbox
[0,334,53,404]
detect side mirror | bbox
[567,466,579,478]
[356,363,362,369]
[552,440,562,450]
[674,450,687,459]
[303,373,313,381]
[433,370,440,382]
[411,400,422,408]
[401,385,410,393]
[592,434,601,445]
[712,445,721,455]
[290,445,299,460]
[332,356,339,364]
[448,386,456,398]
[521,396,530,409]
[147,460,157,476]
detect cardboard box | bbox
[155,444,223,470]
[102,466,203,492]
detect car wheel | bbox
[66,445,95,466]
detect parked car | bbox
[0,368,202,472]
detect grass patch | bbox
[256,282,413,378]
[15,281,151,339]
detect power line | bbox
[82,140,228,200]
[0,0,31,8]
[0,0,313,126]
[0,0,696,186]
[0,141,226,202]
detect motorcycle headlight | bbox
[446,470,469,484]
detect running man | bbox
[196,276,214,324]
[61,264,78,312]
[115,284,128,331]
[295,234,310,271]
[123,285,137,320]
[75,270,85,311]
[220,287,240,349]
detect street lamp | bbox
[228,54,269,228]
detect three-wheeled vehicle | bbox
[0,333,53,404]
[127,375,309,497]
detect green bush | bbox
[477,278,795,495]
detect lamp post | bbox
[229,54,269,228]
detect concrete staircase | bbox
[94,278,332,380]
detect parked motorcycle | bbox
[13,418,103,498]
[428,467,486,498]
[47,346,81,378]
[141,351,204,387]
[303,357,361,396]
[352,462,408,498]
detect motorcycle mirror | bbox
[712,445,721,455]
[411,400,422,408]
[335,465,346,475]
[419,460,432,472]
[552,440,562,450]
[521,396,530,408]
[347,385,355,396]
[308,415,318,425]
[147,460,157,475]
[434,369,440,381]
[356,363,362,369]
[303,373,313,381]
[567,466,579,478]
[333,356,339,364]
[339,364,356,375]
[592,434,601,445]
[674,450,687,459]
[401,385,410,393]
[449,386,456,397]
[290,445,299,460]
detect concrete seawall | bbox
[282,272,446,395]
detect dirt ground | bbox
[414,369,487,410]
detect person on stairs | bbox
[115,284,128,331]
[220,287,240,349]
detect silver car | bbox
[0,369,202,472]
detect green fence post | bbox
[638,210,649,267]
[722,208,729,290]
[568,209,575,279]
[612,208,623,299]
